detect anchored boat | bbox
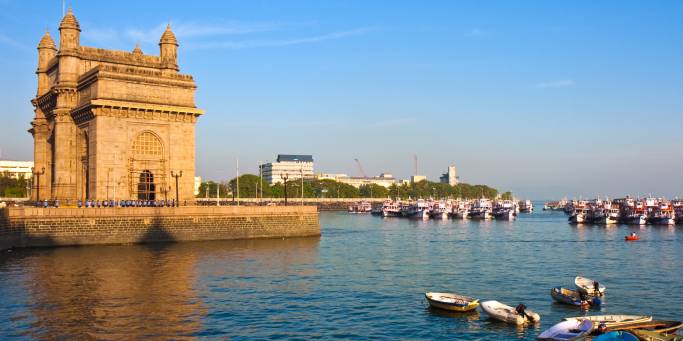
[425,292,479,312]
[537,319,593,340]
[480,300,540,325]
[575,276,606,296]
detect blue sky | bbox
[0,1,682,199]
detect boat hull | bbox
[425,293,479,312]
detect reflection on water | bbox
[0,211,682,340]
[0,238,320,340]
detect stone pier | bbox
[0,206,320,251]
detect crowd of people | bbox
[35,199,180,208]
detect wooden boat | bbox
[563,315,653,329]
[632,329,683,341]
[537,319,593,340]
[624,235,640,241]
[593,331,638,341]
[425,292,479,312]
[575,276,606,296]
[551,287,601,307]
[613,320,683,334]
[480,300,540,325]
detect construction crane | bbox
[354,158,367,178]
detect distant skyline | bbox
[0,1,681,199]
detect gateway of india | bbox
[30,9,203,202]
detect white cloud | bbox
[0,33,27,49]
[190,27,374,50]
[465,28,487,37]
[536,79,575,88]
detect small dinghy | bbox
[551,287,601,307]
[632,329,683,341]
[480,300,540,325]
[563,315,653,329]
[593,331,638,341]
[624,235,640,241]
[537,319,593,340]
[425,292,479,312]
[575,276,606,296]
[614,320,683,334]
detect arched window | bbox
[138,170,155,200]
[132,131,163,159]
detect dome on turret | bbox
[59,8,80,31]
[38,30,56,49]
[132,42,143,55]
[159,24,178,46]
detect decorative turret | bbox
[132,42,143,56]
[59,8,80,50]
[36,30,57,96]
[159,24,178,72]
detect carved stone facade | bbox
[30,9,203,202]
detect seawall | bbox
[0,206,320,251]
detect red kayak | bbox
[625,235,640,241]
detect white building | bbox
[439,165,458,186]
[261,155,314,185]
[411,175,427,184]
[317,173,395,188]
[0,160,34,179]
[194,176,202,196]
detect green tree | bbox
[359,184,388,198]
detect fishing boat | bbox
[424,292,479,312]
[493,200,517,220]
[469,198,493,220]
[569,208,588,224]
[382,200,402,217]
[401,199,430,219]
[537,319,593,340]
[480,300,540,325]
[575,276,606,296]
[550,287,601,307]
[348,201,372,213]
[649,201,676,225]
[632,329,683,341]
[451,200,470,219]
[519,200,534,213]
[593,331,638,341]
[428,200,450,220]
[563,315,653,329]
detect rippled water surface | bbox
[1,210,682,339]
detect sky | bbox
[0,0,681,199]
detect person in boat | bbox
[593,281,601,296]
[593,323,609,335]
[515,303,529,320]
[630,232,637,237]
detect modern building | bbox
[30,10,202,201]
[0,160,35,179]
[411,175,427,184]
[261,155,314,185]
[439,165,458,186]
[316,173,395,188]
[193,176,202,196]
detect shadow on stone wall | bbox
[137,214,177,247]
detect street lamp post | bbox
[171,170,183,207]
[283,173,289,206]
[32,167,45,203]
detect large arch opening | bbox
[137,170,155,200]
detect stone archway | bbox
[137,170,155,200]
[130,131,165,200]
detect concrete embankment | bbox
[0,206,319,251]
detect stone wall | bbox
[0,206,319,251]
